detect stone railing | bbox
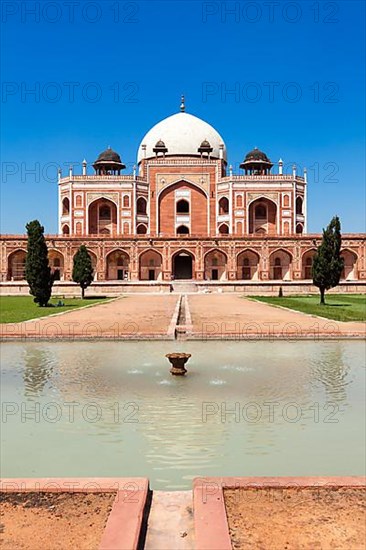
[59,173,305,184]
[220,175,305,182]
[144,158,219,165]
[59,175,145,183]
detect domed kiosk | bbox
[93,147,126,175]
[137,98,226,163]
[240,147,273,175]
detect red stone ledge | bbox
[193,478,232,550]
[0,477,150,550]
[193,476,366,550]
[0,334,175,341]
[188,332,366,340]
[2,332,365,342]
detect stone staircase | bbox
[172,281,197,293]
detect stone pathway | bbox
[1,293,364,340]
[188,294,366,339]
[144,491,194,550]
[0,295,178,339]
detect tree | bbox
[72,245,94,298]
[312,216,344,305]
[25,220,53,306]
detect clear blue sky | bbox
[1,0,365,234]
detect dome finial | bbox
[180,94,185,112]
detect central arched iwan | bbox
[158,181,207,236]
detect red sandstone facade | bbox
[1,103,365,284]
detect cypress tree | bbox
[25,220,53,306]
[72,245,94,298]
[312,216,344,304]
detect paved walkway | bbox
[188,294,366,339]
[1,294,365,340]
[0,295,179,339]
[144,491,194,550]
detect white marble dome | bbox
[137,111,227,163]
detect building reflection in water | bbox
[309,342,351,406]
[23,347,54,398]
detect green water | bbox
[1,341,365,489]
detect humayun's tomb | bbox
[1,98,365,294]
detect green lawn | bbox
[250,294,366,322]
[0,296,107,323]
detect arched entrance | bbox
[237,249,260,280]
[173,251,193,280]
[269,249,292,280]
[302,249,316,279]
[248,198,277,235]
[7,250,27,281]
[158,181,207,235]
[62,197,70,215]
[139,250,162,281]
[204,250,227,280]
[341,250,358,280]
[136,197,147,215]
[49,250,64,281]
[296,197,303,215]
[88,198,117,236]
[218,197,229,215]
[106,250,129,281]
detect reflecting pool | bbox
[1,341,365,489]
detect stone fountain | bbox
[166,353,191,375]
